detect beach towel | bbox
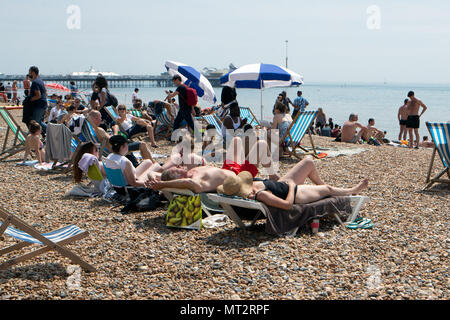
[45,123,73,163]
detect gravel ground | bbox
[0,109,448,300]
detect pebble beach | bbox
[0,108,448,300]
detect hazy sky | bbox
[1,0,450,84]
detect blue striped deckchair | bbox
[79,118,109,159]
[240,107,260,127]
[154,108,174,138]
[423,122,450,190]
[201,114,222,134]
[0,107,27,160]
[0,207,96,272]
[281,110,318,159]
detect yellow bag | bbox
[166,195,203,230]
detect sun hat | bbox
[217,171,253,199]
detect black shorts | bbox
[406,115,420,129]
[399,119,407,126]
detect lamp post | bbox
[285,40,288,68]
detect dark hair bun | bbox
[109,135,127,148]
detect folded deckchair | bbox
[207,193,369,235]
[423,122,450,191]
[0,107,27,160]
[240,107,260,128]
[281,110,318,159]
[0,207,96,272]
[161,188,224,217]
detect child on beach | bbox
[72,141,105,184]
[23,120,45,164]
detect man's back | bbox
[407,98,422,116]
[399,105,409,120]
[341,120,358,141]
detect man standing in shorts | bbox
[397,99,409,141]
[406,91,427,149]
[166,75,195,132]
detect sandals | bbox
[346,217,373,229]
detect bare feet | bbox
[352,178,369,195]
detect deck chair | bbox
[161,188,224,217]
[201,114,223,134]
[281,110,318,159]
[104,106,146,142]
[207,194,369,235]
[154,108,175,138]
[130,109,143,118]
[0,207,96,272]
[103,158,131,202]
[78,118,108,159]
[423,122,450,191]
[0,107,27,160]
[240,107,261,128]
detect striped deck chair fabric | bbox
[104,106,119,121]
[80,119,109,158]
[130,109,143,118]
[155,108,172,127]
[424,122,450,190]
[0,107,27,160]
[202,114,222,133]
[239,107,260,127]
[0,207,96,272]
[282,110,318,159]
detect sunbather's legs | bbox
[138,142,154,162]
[136,161,162,180]
[294,179,368,204]
[278,156,325,185]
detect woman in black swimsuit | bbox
[248,178,368,210]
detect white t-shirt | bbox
[132,92,138,104]
[120,114,134,131]
[48,106,62,122]
[105,153,135,185]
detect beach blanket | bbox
[16,160,69,171]
[232,196,352,236]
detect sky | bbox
[1,0,450,84]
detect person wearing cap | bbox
[104,135,161,187]
[217,171,369,211]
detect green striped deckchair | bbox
[0,107,27,160]
[240,107,260,127]
[130,109,143,118]
[281,110,318,159]
[104,106,146,141]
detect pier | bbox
[0,74,223,88]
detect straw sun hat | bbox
[217,171,254,199]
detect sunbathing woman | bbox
[23,120,45,164]
[72,141,105,183]
[115,104,158,148]
[104,135,161,187]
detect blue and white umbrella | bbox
[220,63,303,119]
[165,60,217,104]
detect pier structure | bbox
[0,74,223,89]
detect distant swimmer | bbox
[341,113,368,144]
[397,99,409,141]
[406,91,427,149]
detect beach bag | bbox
[166,195,203,230]
[106,90,118,107]
[183,85,198,107]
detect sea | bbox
[85,83,450,140]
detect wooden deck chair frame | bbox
[0,107,27,161]
[207,194,369,235]
[0,207,96,272]
[281,110,319,159]
[423,122,450,191]
[161,188,224,217]
[104,106,146,142]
